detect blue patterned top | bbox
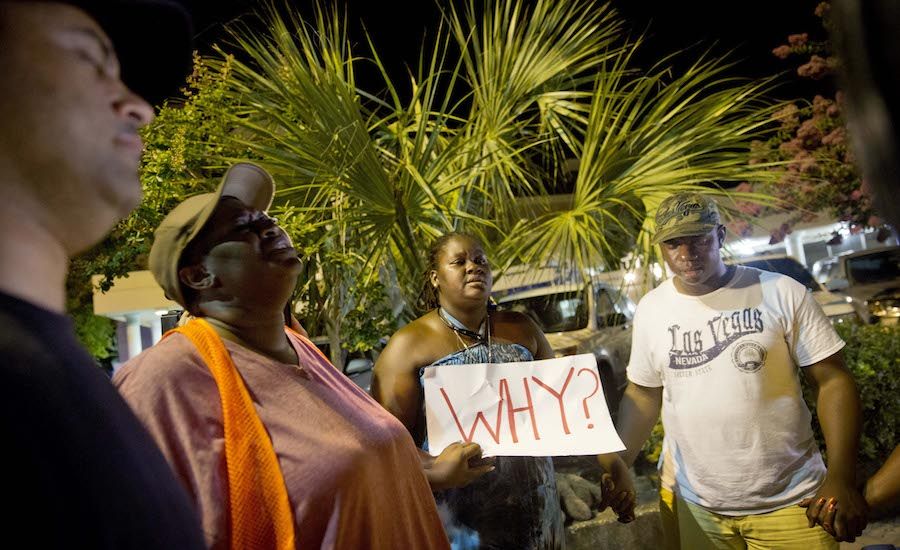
[428,342,534,366]
[422,342,563,550]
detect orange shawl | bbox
[173,319,295,550]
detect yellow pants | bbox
[658,488,838,550]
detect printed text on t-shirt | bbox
[667,308,763,370]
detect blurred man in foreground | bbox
[0,1,204,546]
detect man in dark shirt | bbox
[0,1,204,547]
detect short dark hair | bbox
[415,232,484,313]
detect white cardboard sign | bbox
[423,354,625,457]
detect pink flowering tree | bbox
[735,2,886,243]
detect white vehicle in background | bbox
[727,254,861,325]
[812,255,844,285]
[824,245,900,324]
[492,269,635,418]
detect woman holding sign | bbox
[373,232,564,549]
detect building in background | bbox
[92,270,180,370]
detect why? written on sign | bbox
[423,354,625,457]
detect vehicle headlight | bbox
[869,299,900,319]
[829,312,860,326]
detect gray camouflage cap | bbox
[652,192,721,244]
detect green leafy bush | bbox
[809,323,900,476]
[636,418,664,474]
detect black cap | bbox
[59,1,194,105]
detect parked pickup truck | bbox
[493,275,635,419]
[824,245,900,324]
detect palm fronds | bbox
[161,0,786,317]
[503,46,785,281]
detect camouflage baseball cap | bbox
[652,192,721,244]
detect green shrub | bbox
[639,323,900,477]
[636,418,664,474]
[808,323,900,475]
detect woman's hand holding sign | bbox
[428,441,496,491]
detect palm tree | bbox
[154,0,785,361]
[504,49,784,282]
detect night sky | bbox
[187,0,827,99]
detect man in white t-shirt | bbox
[599,192,867,548]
